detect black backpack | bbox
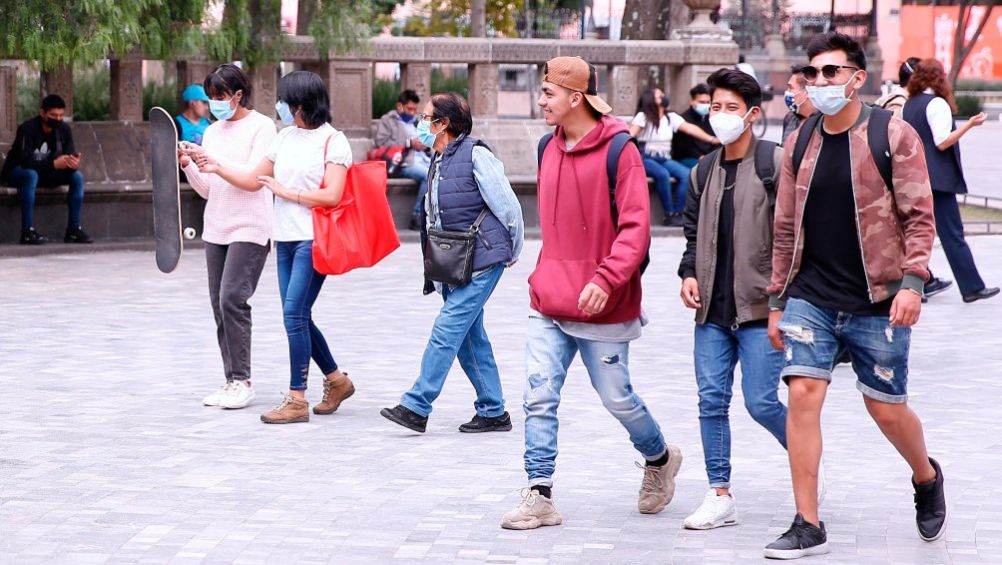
[693,140,779,206]
[791,107,894,192]
[537,131,651,274]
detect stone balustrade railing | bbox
[0,36,738,140]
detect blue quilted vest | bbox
[432,135,513,272]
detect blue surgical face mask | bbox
[209,97,236,121]
[275,100,295,126]
[416,118,440,148]
[399,112,415,124]
[806,71,859,116]
[694,103,710,117]
[784,90,796,109]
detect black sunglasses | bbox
[799,64,859,82]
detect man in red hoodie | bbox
[500,57,682,530]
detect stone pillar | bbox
[0,63,17,140]
[401,63,432,107]
[41,65,74,119]
[608,65,639,117]
[177,60,213,106]
[302,61,335,98]
[330,62,372,136]
[248,63,279,119]
[110,60,144,121]
[468,63,498,118]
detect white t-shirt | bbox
[631,112,685,158]
[923,89,954,147]
[265,123,353,242]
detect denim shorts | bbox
[778,297,910,404]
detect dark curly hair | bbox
[907,58,956,113]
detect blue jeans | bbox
[779,297,911,404]
[11,166,84,231]
[276,240,338,391]
[402,162,430,218]
[642,154,690,215]
[401,263,506,418]
[677,157,699,170]
[523,315,667,487]
[694,323,788,488]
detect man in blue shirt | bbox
[175,85,211,145]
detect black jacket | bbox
[1,116,77,185]
[671,107,714,161]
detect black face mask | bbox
[45,118,62,129]
[659,97,671,110]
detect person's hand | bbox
[65,154,81,170]
[709,136,720,145]
[680,277,701,309]
[193,153,219,174]
[179,141,205,157]
[767,310,785,351]
[257,175,289,199]
[391,152,404,165]
[53,155,69,170]
[410,138,428,151]
[968,112,988,128]
[177,146,191,168]
[578,282,609,316]
[889,289,922,327]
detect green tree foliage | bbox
[397,0,524,37]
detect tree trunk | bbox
[620,0,681,91]
[472,0,487,37]
[297,0,317,35]
[949,0,992,87]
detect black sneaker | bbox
[64,226,94,244]
[458,412,512,433]
[380,404,428,433]
[914,457,947,541]
[763,513,830,559]
[19,228,48,245]
[923,277,953,300]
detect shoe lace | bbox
[635,461,664,493]
[518,487,540,508]
[270,394,295,411]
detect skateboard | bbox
[150,106,183,273]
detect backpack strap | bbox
[536,132,554,170]
[694,147,722,199]
[606,131,638,223]
[754,139,779,206]
[791,111,823,175]
[867,107,893,192]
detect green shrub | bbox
[371,67,471,119]
[143,79,178,119]
[956,80,1002,92]
[955,95,982,118]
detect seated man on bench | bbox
[1,94,92,244]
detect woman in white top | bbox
[179,64,277,411]
[901,58,997,304]
[629,87,718,227]
[193,71,356,424]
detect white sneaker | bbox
[219,381,256,409]
[817,458,828,506]
[202,382,233,406]
[683,489,739,530]
[500,488,563,530]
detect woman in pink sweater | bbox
[180,64,277,411]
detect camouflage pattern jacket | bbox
[768,104,935,309]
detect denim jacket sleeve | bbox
[472,146,524,261]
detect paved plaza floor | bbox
[3,236,1002,564]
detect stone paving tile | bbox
[2,236,1002,563]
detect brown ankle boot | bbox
[313,371,355,415]
[260,394,310,424]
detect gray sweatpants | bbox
[205,241,270,381]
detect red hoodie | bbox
[529,115,650,324]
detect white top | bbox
[923,89,954,147]
[631,111,685,158]
[265,123,353,242]
[183,110,277,246]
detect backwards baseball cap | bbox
[182,84,210,103]
[542,56,612,115]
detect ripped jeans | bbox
[779,297,911,404]
[522,315,667,487]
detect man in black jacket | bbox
[2,95,92,244]
[671,84,714,169]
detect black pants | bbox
[933,190,985,296]
[205,241,270,381]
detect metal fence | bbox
[719,13,873,52]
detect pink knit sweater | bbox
[183,110,277,246]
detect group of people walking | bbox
[171,30,987,559]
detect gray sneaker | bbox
[500,489,563,530]
[637,444,683,514]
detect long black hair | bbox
[203,64,252,107]
[636,88,661,132]
[277,71,332,128]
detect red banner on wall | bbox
[900,5,1002,80]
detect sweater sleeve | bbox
[590,142,650,293]
[677,165,700,280]
[889,119,935,289]
[767,136,799,309]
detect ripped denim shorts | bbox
[778,297,910,404]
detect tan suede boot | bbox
[313,371,355,415]
[260,394,310,424]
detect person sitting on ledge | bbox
[1,94,92,245]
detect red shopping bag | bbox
[312,160,400,275]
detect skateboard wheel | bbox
[183,227,196,240]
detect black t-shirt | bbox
[671,108,714,161]
[2,116,76,185]
[787,127,892,315]
[706,158,741,328]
